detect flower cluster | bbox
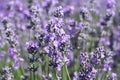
[26,41,39,72]
[44,19,70,71]
[0,0,119,80]
[0,66,14,80]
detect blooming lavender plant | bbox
[0,0,120,80]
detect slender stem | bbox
[39,64,42,80]
[30,71,32,80]
[62,64,71,80]
[64,64,71,80]
[33,54,35,80]
[45,55,49,76]
[52,69,58,79]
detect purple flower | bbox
[80,52,90,67]
[63,6,74,17]
[108,72,117,80]
[8,47,18,60]
[1,66,14,80]
[53,6,64,18]
[103,63,112,71]
[76,66,97,80]
[0,51,6,57]
[100,37,110,46]
[90,57,97,64]
[8,47,23,70]
[115,49,120,57]
[13,58,24,70]
[26,41,39,54]
[107,0,116,9]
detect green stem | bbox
[65,64,71,80]
[52,70,58,79]
[39,64,42,80]
[45,55,49,76]
[30,71,32,80]
[33,54,36,80]
[62,64,71,80]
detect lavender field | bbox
[0,0,120,80]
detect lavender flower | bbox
[26,41,39,72]
[26,41,39,55]
[108,72,117,80]
[0,0,119,80]
[44,18,70,71]
[8,47,24,70]
[53,6,64,18]
[0,66,14,80]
